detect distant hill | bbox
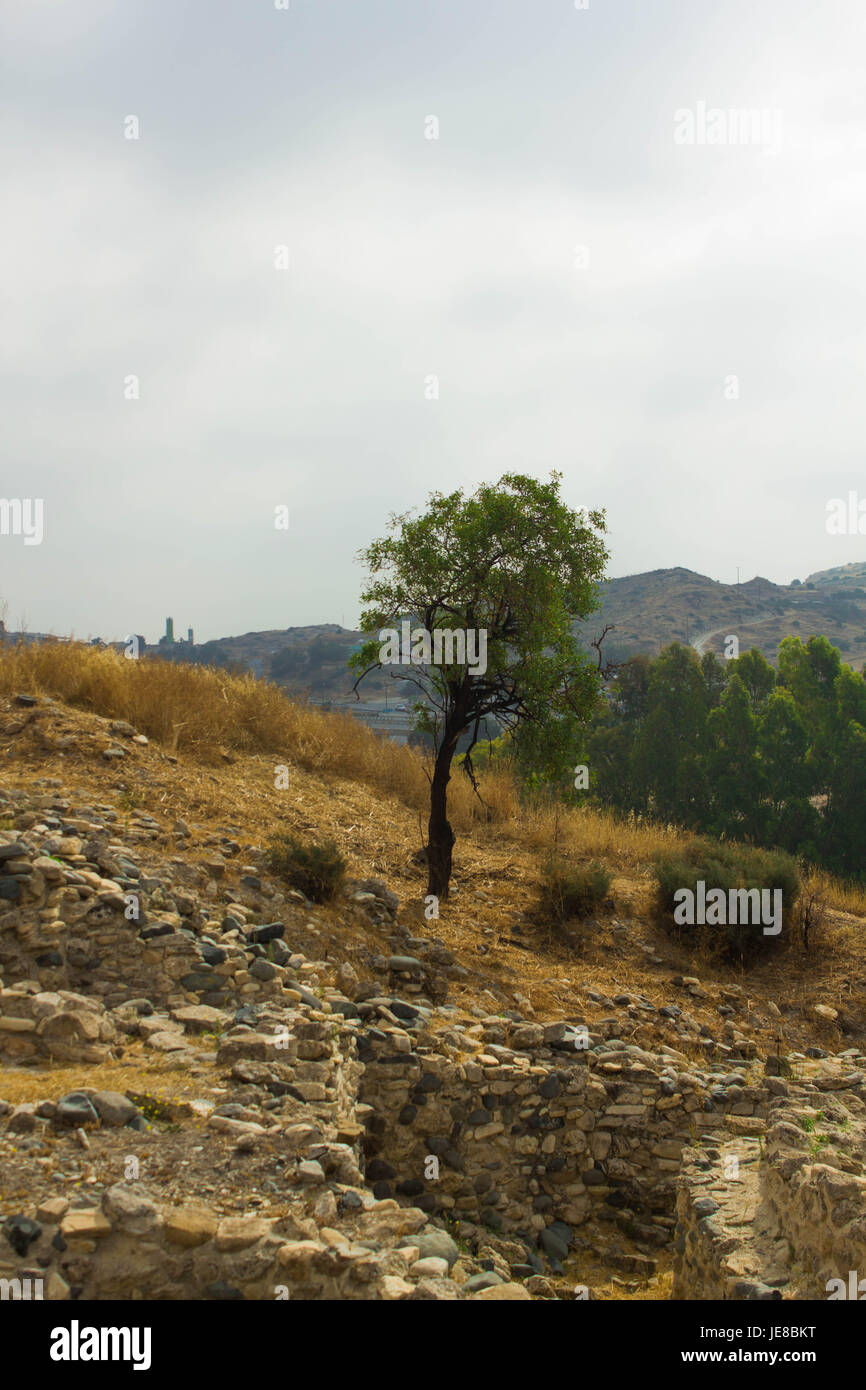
[153,563,866,682]
[11,561,866,697]
[574,564,866,668]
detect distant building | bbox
[187,627,194,645]
[164,617,174,643]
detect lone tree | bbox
[350,473,609,900]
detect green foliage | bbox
[653,838,800,960]
[350,472,609,896]
[264,834,347,902]
[728,647,776,712]
[538,854,612,923]
[563,631,866,881]
[631,643,712,828]
[349,472,608,731]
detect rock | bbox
[249,923,285,944]
[470,1281,532,1300]
[146,1031,189,1052]
[249,958,277,982]
[463,1270,505,1292]
[55,1093,100,1127]
[401,1230,459,1268]
[102,1185,159,1235]
[87,1091,140,1126]
[297,1160,325,1184]
[60,1210,112,1240]
[36,1198,69,1224]
[379,1275,414,1300]
[3,1214,41,1255]
[0,841,30,862]
[538,1228,568,1264]
[409,1256,450,1279]
[170,1004,230,1034]
[214,1217,271,1252]
[179,972,218,993]
[163,1207,218,1248]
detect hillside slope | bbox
[1,654,866,1302]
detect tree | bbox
[756,688,818,856]
[632,643,712,829]
[777,635,842,796]
[350,473,609,898]
[701,651,729,710]
[707,673,763,840]
[728,647,775,713]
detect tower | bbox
[165,617,174,643]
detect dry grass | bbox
[1,638,864,921]
[0,638,509,830]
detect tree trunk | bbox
[427,739,457,899]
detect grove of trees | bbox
[581,634,866,879]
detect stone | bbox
[214,1217,271,1252]
[3,1214,41,1255]
[249,923,285,944]
[164,1207,218,1248]
[87,1091,140,1126]
[55,1093,100,1127]
[409,1256,450,1279]
[102,1185,159,1235]
[463,1270,505,1292]
[471,1282,532,1300]
[36,1198,69,1224]
[60,1210,112,1240]
[401,1231,459,1268]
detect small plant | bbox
[798,882,827,952]
[264,833,346,903]
[538,853,612,924]
[652,838,800,962]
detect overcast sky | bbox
[2,0,865,643]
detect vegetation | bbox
[264,834,347,902]
[538,855,612,924]
[350,472,609,898]
[582,635,866,880]
[653,839,800,960]
[3,631,866,927]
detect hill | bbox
[575,564,866,667]
[159,563,866,692]
[1,643,866,1304]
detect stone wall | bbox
[673,1066,866,1300]
[357,1028,776,1247]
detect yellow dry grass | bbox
[3,638,866,914]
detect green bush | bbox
[538,855,612,923]
[264,834,347,902]
[653,838,800,959]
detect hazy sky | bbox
[2,0,865,643]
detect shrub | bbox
[538,854,612,923]
[264,834,346,902]
[653,838,800,959]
